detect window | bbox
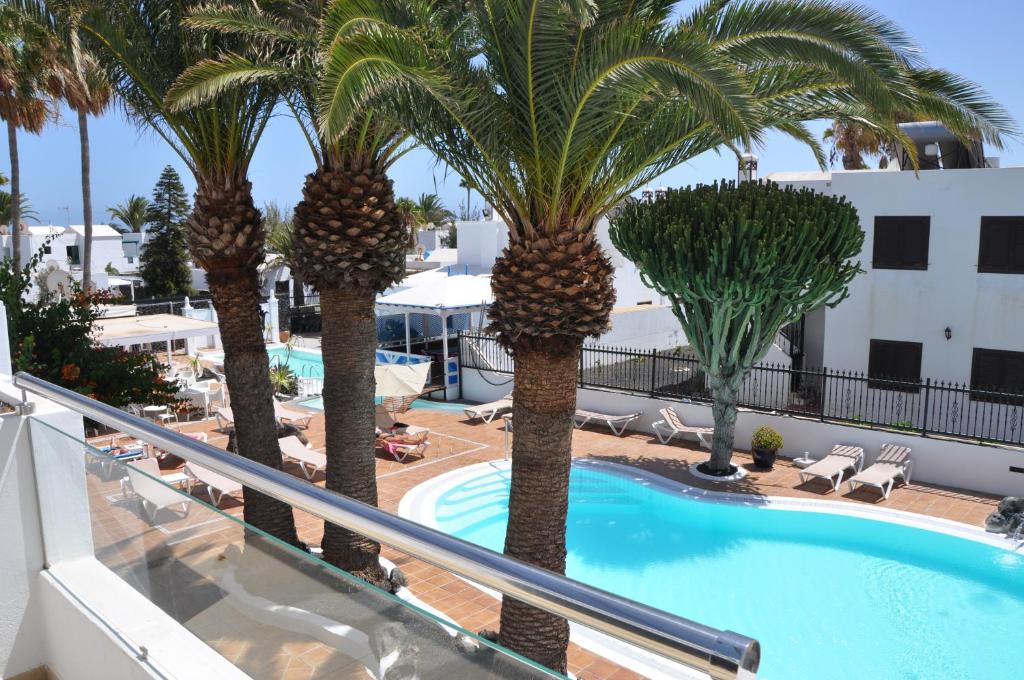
[868,339,922,391]
[66,245,80,265]
[43,245,51,255]
[127,256,134,264]
[872,216,930,270]
[971,348,1024,402]
[978,217,1024,274]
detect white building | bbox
[1,224,137,275]
[452,217,693,350]
[769,141,1024,395]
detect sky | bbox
[4,0,1023,228]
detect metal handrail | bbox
[14,371,760,679]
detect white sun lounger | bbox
[184,461,243,506]
[374,404,429,437]
[214,407,234,431]
[798,445,865,492]
[651,407,713,448]
[124,458,191,523]
[463,394,513,423]
[279,436,327,480]
[847,444,913,499]
[573,409,642,436]
[274,401,314,430]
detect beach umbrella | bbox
[374,363,430,398]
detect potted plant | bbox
[751,426,783,470]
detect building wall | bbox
[770,167,1024,386]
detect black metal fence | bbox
[135,295,214,316]
[459,333,1024,447]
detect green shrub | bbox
[1,246,179,409]
[751,426,784,451]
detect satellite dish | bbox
[44,268,73,300]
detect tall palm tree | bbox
[168,0,419,586]
[457,177,472,219]
[71,0,300,546]
[320,0,1016,670]
[0,5,56,268]
[107,194,149,233]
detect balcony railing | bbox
[10,372,760,680]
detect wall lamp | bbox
[944,326,952,341]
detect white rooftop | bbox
[67,224,122,238]
[376,274,492,316]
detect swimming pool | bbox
[203,346,430,381]
[407,460,1023,680]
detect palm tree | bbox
[320,0,1016,670]
[72,0,300,546]
[168,0,418,586]
[0,5,57,268]
[458,177,472,219]
[0,188,38,225]
[107,194,149,233]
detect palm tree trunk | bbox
[8,120,21,269]
[498,337,579,675]
[78,110,93,292]
[208,264,301,546]
[707,372,742,473]
[318,285,389,588]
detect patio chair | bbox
[278,436,326,480]
[798,445,865,493]
[214,407,234,431]
[274,401,314,430]
[376,429,430,463]
[462,393,513,423]
[846,444,913,499]
[573,409,642,436]
[651,407,713,448]
[123,458,191,523]
[184,462,243,506]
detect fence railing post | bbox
[920,378,931,438]
[649,349,658,397]
[578,345,585,387]
[819,368,828,422]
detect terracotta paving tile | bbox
[85,400,1010,679]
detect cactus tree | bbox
[611,181,863,474]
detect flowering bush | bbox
[1,246,180,409]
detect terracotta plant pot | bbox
[279,331,291,343]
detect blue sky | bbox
[5,0,1023,227]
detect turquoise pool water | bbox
[267,347,325,378]
[300,397,467,413]
[433,464,1024,679]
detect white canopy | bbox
[375,274,492,316]
[375,363,430,398]
[376,273,492,361]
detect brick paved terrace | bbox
[85,400,1004,679]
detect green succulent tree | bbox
[612,181,863,473]
[319,0,1016,670]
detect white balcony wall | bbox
[461,366,1024,497]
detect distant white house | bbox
[1,224,138,275]
[769,125,1024,394]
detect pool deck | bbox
[92,401,1007,679]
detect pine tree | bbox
[139,166,192,297]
